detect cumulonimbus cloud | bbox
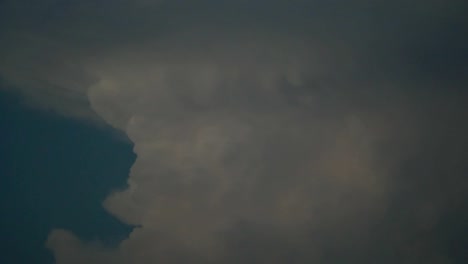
[1,1,467,263]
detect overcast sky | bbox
[1,1,467,263]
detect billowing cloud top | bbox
[1,0,467,263]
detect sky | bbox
[0,88,135,264]
[0,1,467,263]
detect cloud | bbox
[1,1,467,263]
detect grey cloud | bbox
[1,1,467,263]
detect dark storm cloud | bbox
[1,1,467,263]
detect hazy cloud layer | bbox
[1,1,467,263]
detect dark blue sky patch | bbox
[0,90,135,264]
